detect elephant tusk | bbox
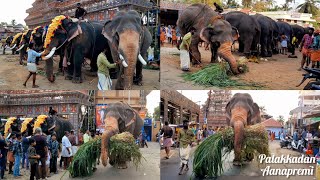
[48,125,56,131]
[9,44,16,50]
[138,54,147,65]
[4,45,8,49]
[16,44,25,51]
[44,47,56,59]
[119,54,128,67]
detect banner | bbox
[96,104,108,130]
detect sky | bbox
[0,0,33,25]
[146,90,160,116]
[180,90,301,121]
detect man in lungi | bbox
[299,27,314,70]
[160,121,173,159]
[178,120,195,175]
[61,131,72,169]
[179,27,196,71]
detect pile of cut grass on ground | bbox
[183,62,262,88]
[193,124,269,179]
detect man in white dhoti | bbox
[179,27,196,71]
[61,131,72,170]
[178,120,195,175]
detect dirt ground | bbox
[0,49,160,90]
[161,43,310,90]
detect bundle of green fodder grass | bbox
[69,137,101,177]
[183,61,251,87]
[193,124,269,178]
[109,132,143,169]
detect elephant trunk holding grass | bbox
[102,10,152,89]
[177,3,241,74]
[100,102,144,169]
[225,93,261,165]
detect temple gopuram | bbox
[25,0,157,29]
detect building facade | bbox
[0,24,25,40]
[0,90,92,131]
[199,90,232,129]
[25,0,155,29]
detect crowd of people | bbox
[0,126,102,180]
[160,25,181,47]
[299,28,320,70]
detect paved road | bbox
[160,140,317,180]
[59,142,160,180]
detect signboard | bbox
[204,117,207,124]
[144,118,152,126]
[96,104,108,130]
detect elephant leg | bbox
[243,36,253,58]
[19,51,24,65]
[189,35,201,65]
[210,42,219,63]
[90,53,99,72]
[101,116,119,167]
[66,49,74,80]
[72,47,83,83]
[134,61,143,86]
[238,40,244,53]
[267,37,273,57]
[260,37,268,57]
[58,49,64,71]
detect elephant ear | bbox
[102,20,113,42]
[252,103,261,124]
[225,101,231,126]
[200,27,214,43]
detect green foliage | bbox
[153,106,160,121]
[297,0,320,16]
[109,132,143,169]
[242,0,252,8]
[277,115,285,124]
[182,62,262,88]
[69,137,101,177]
[193,124,270,178]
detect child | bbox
[23,43,45,88]
[97,49,117,90]
[280,34,288,55]
[28,138,40,180]
[49,134,59,174]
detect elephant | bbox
[224,11,261,57]
[291,24,307,47]
[21,117,36,136]
[252,14,279,57]
[29,26,46,65]
[177,3,240,74]
[33,115,73,141]
[4,117,22,138]
[102,10,152,89]
[276,21,293,51]
[225,93,261,165]
[42,15,113,83]
[100,102,144,169]
[17,30,32,65]
[2,36,13,55]
[9,33,23,55]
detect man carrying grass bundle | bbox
[178,120,195,175]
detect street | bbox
[160,140,317,180]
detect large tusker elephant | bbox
[225,93,261,165]
[4,117,22,137]
[17,30,32,65]
[252,14,279,57]
[42,15,113,83]
[177,4,240,74]
[29,26,47,65]
[224,11,261,57]
[100,102,144,168]
[102,10,152,89]
[33,115,73,141]
[2,36,13,55]
[9,33,23,55]
[21,117,36,136]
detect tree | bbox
[277,115,285,124]
[242,0,252,8]
[11,19,16,26]
[0,22,8,26]
[252,1,268,12]
[153,106,160,121]
[297,0,320,16]
[283,0,293,11]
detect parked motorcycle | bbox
[296,68,320,90]
[280,137,292,149]
[291,139,304,152]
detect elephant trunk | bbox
[44,51,55,82]
[233,120,244,164]
[218,42,240,74]
[101,116,119,167]
[118,30,140,90]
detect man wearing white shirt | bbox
[61,131,72,170]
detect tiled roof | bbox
[261,118,283,128]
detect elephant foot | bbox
[85,70,98,77]
[72,77,83,83]
[116,162,128,169]
[233,159,242,166]
[65,75,73,80]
